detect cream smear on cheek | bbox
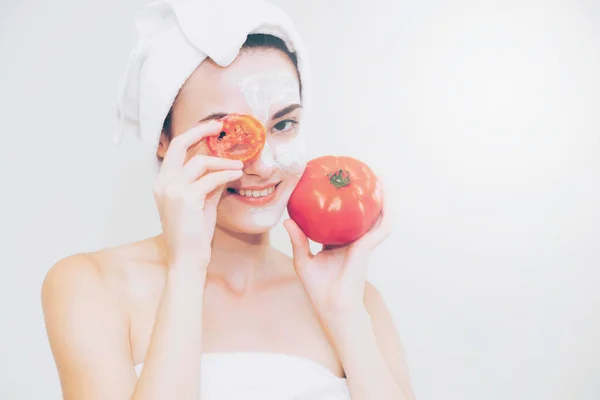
[238,71,307,176]
[237,71,308,225]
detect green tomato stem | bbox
[328,169,351,188]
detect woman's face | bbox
[162,48,306,234]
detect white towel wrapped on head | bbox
[114,0,310,160]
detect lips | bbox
[227,182,281,198]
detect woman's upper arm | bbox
[364,282,416,400]
[42,254,137,400]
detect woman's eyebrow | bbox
[198,104,302,123]
[271,104,302,120]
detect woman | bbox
[42,1,415,399]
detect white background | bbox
[1,0,599,399]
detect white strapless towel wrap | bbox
[114,0,311,164]
[134,352,351,399]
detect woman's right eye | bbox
[271,119,298,135]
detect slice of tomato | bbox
[206,114,266,163]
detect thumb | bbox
[283,219,312,267]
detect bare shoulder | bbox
[41,249,130,340]
[42,238,164,313]
[41,240,164,398]
[43,244,127,300]
[42,252,107,309]
[41,250,129,358]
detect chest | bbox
[129,277,344,377]
[203,281,322,349]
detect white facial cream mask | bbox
[271,136,307,175]
[238,71,307,175]
[238,71,299,124]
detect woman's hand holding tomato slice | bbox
[283,185,391,327]
[154,120,244,271]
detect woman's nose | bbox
[243,143,275,179]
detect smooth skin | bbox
[42,48,416,400]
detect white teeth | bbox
[237,185,276,198]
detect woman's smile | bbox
[226,181,282,205]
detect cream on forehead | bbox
[238,71,300,124]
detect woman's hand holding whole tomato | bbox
[154,120,244,271]
[284,156,390,326]
[287,156,383,246]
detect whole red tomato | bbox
[207,114,266,163]
[287,156,383,246]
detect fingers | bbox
[161,120,223,173]
[283,219,313,267]
[182,155,243,182]
[352,181,392,253]
[190,169,244,198]
[322,243,348,252]
[378,180,393,235]
[363,213,390,248]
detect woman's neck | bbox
[208,226,276,294]
[154,226,275,293]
